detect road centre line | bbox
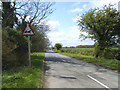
[87,75,112,90]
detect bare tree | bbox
[15,2,55,26]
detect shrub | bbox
[103,49,115,59]
[31,32,49,52]
[55,43,62,50]
[2,27,28,70]
[60,49,65,52]
[61,47,119,60]
[115,48,120,60]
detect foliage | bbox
[2,1,54,30]
[55,43,62,50]
[2,52,44,88]
[2,2,18,28]
[77,4,120,57]
[94,42,103,57]
[2,27,28,70]
[2,1,53,70]
[30,23,50,52]
[31,32,50,52]
[60,48,119,60]
[54,50,120,70]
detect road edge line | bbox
[87,75,112,90]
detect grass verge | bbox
[2,52,44,88]
[54,50,120,71]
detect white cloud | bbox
[71,8,83,12]
[83,4,87,8]
[46,20,60,31]
[25,16,31,21]
[16,15,32,23]
[72,16,82,22]
[47,26,94,47]
[71,0,119,10]
[89,0,119,10]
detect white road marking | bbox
[87,75,112,90]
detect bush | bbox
[114,48,120,60]
[94,45,119,59]
[61,47,119,60]
[103,49,115,59]
[55,43,62,50]
[2,27,28,70]
[31,32,49,52]
[60,49,65,52]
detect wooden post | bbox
[28,36,31,67]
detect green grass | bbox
[61,48,94,56]
[2,52,44,88]
[61,48,118,58]
[54,50,120,70]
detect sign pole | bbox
[22,24,35,67]
[28,36,31,67]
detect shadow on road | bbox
[44,52,108,73]
[44,62,50,72]
[45,51,56,53]
[59,76,77,79]
[45,56,84,66]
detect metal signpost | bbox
[22,24,35,67]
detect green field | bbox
[60,48,119,59]
[2,52,44,88]
[61,48,94,56]
[54,48,120,70]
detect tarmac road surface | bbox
[44,50,119,89]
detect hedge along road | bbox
[44,50,119,89]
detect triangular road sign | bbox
[22,24,35,36]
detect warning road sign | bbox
[22,24,35,36]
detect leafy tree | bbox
[1,1,55,69]
[2,2,18,28]
[30,22,50,52]
[2,1,54,52]
[77,4,120,57]
[14,2,54,52]
[31,32,50,52]
[55,43,62,50]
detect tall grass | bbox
[2,52,44,88]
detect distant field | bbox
[60,48,119,59]
[62,48,94,56]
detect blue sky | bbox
[46,1,119,47]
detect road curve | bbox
[44,50,119,89]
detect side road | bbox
[44,50,119,89]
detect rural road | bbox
[44,50,119,89]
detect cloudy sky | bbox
[46,0,119,47]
